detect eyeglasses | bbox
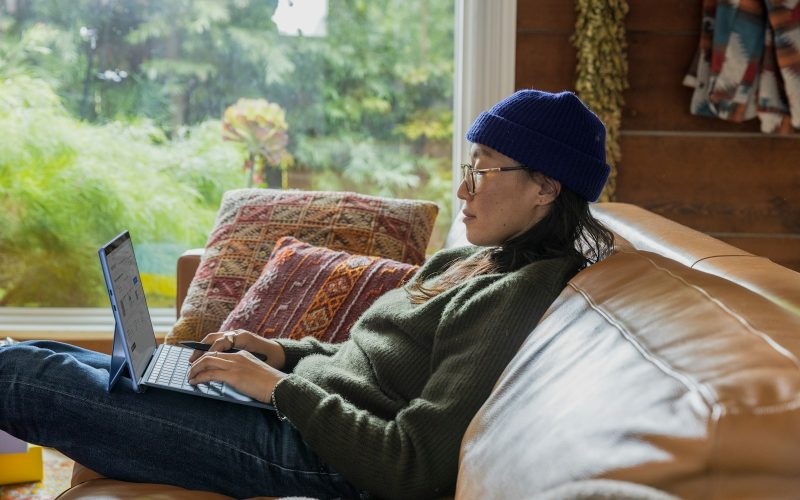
[459,163,530,196]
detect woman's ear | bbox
[538,176,561,204]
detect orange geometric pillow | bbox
[220,237,418,343]
[165,189,437,344]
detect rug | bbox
[0,448,74,499]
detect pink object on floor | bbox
[0,431,26,455]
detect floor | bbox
[0,448,74,499]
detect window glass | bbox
[0,0,454,308]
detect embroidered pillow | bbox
[166,189,437,344]
[220,236,418,343]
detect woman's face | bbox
[457,144,560,246]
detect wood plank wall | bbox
[515,0,800,271]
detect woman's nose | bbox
[456,175,470,200]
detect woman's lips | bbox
[462,210,476,222]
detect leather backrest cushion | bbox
[592,202,800,314]
[590,203,752,266]
[456,250,800,499]
[694,255,800,315]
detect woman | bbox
[0,89,614,499]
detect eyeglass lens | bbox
[461,164,474,194]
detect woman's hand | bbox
[187,349,286,404]
[188,329,286,370]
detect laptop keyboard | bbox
[146,344,224,395]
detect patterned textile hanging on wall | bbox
[684,0,800,134]
[572,0,629,202]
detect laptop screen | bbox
[102,232,157,381]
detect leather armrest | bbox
[70,462,104,485]
[66,463,235,499]
[176,249,204,318]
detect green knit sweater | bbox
[273,246,581,499]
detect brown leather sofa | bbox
[60,202,800,499]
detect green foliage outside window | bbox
[0,0,454,308]
[0,75,243,306]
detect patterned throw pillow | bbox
[165,189,437,344]
[220,236,418,343]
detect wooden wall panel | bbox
[515,0,800,271]
[517,0,574,31]
[515,34,574,91]
[616,134,800,233]
[516,0,573,91]
[626,0,700,32]
[715,236,800,271]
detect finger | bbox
[188,332,225,363]
[188,345,214,363]
[188,349,202,363]
[202,351,238,361]
[188,352,235,379]
[210,335,235,353]
[186,341,226,363]
[199,332,224,344]
[188,352,250,385]
[188,367,230,386]
[230,329,250,349]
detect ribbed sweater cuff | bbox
[274,339,314,372]
[272,373,328,428]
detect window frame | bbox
[451,0,517,217]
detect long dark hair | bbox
[406,181,614,303]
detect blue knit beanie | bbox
[466,89,610,202]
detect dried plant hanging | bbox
[572,0,629,202]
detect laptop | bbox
[99,230,273,409]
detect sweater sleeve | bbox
[271,256,579,499]
[273,337,342,372]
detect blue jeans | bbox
[0,341,365,499]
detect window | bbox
[0,0,455,312]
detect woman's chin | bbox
[465,230,494,247]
